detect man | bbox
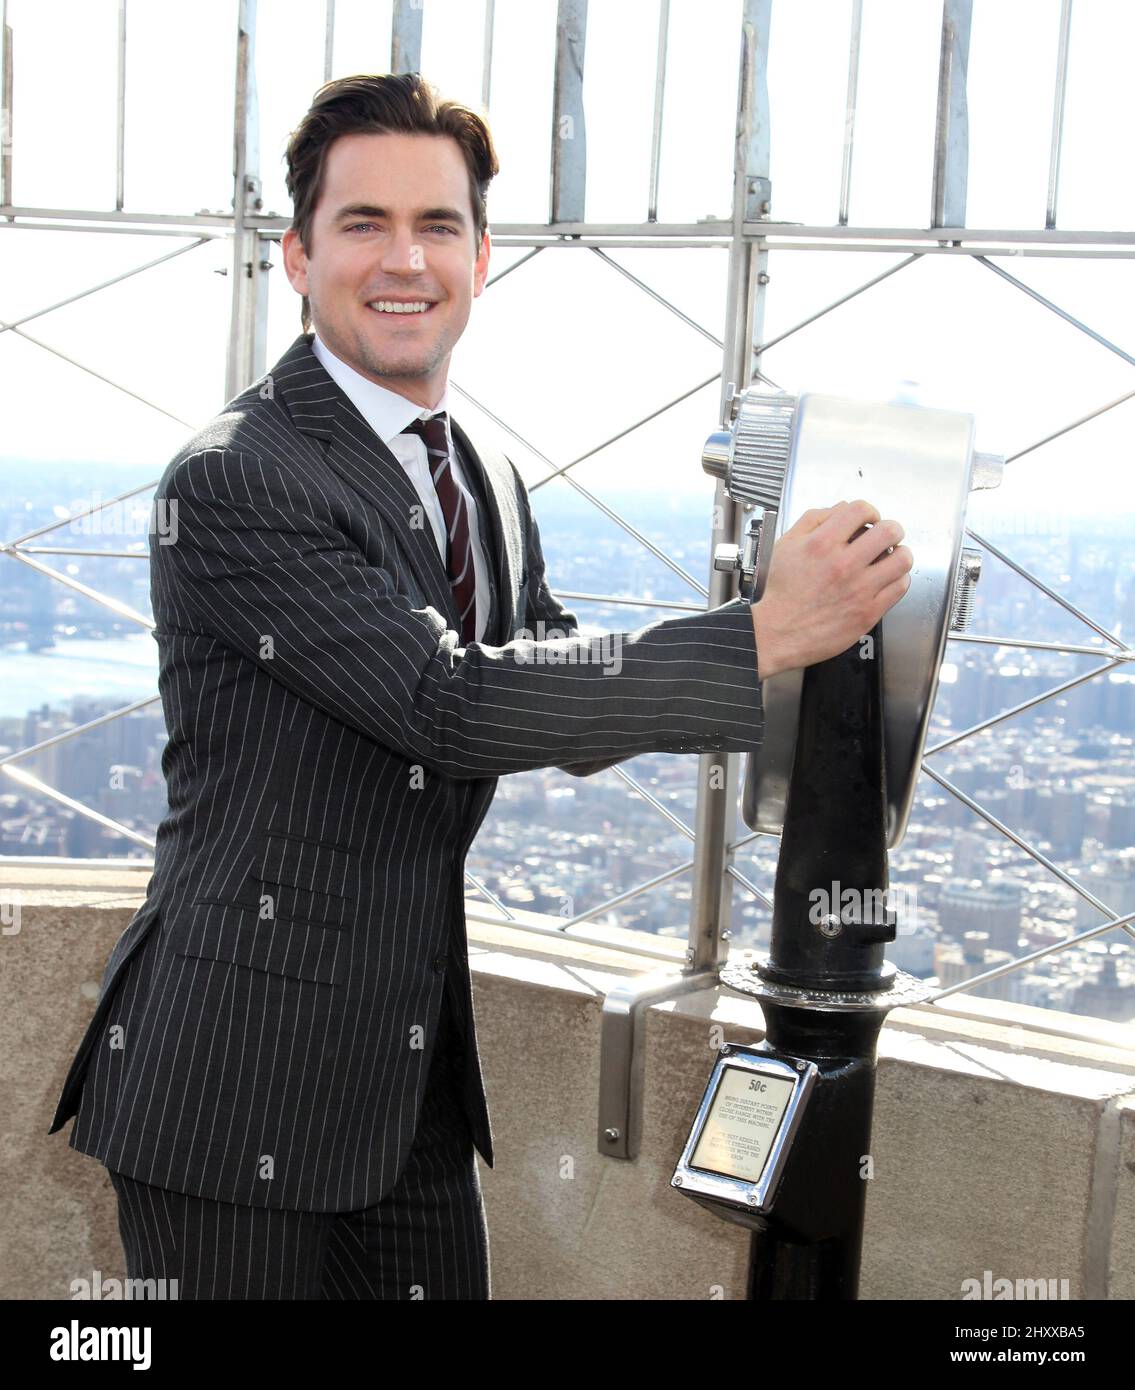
[48,73,911,1299]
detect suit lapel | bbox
[329,407,458,620]
[268,333,454,626]
[268,333,523,647]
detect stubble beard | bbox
[309,294,450,383]
[353,333,445,382]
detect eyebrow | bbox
[332,204,468,226]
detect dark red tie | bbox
[402,412,477,644]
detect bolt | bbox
[720,928,733,940]
[672,1175,683,1186]
[757,272,770,284]
[604,1127,620,1143]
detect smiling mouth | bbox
[366,299,438,317]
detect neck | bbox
[311,328,449,411]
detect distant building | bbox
[1076,849,1135,929]
[889,926,936,976]
[1035,780,1086,858]
[1069,952,1132,1024]
[933,933,1031,1005]
[953,831,989,881]
[939,878,1024,954]
[1105,796,1135,852]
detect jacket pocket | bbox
[255,832,355,904]
[176,899,346,986]
[179,833,355,985]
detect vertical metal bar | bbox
[931,0,972,230]
[323,0,335,84]
[226,0,268,401]
[838,0,863,227]
[646,0,670,222]
[1046,0,1073,229]
[550,0,588,224]
[687,0,772,977]
[482,0,495,111]
[1,0,12,216]
[115,0,126,211]
[390,0,423,75]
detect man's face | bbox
[283,130,490,408]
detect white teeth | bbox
[368,300,432,314]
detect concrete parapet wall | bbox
[7,870,1134,1301]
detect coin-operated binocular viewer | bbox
[672,388,1003,1299]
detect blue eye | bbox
[346,222,456,235]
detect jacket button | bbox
[432,953,448,973]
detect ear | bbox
[472,229,491,300]
[282,227,310,297]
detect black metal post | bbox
[746,621,897,1299]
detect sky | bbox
[0,0,1133,523]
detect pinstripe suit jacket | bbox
[48,331,767,1212]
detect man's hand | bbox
[751,498,913,680]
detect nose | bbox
[378,222,423,276]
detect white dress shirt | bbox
[311,332,490,643]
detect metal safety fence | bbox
[1,0,1132,1022]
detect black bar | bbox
[748,624,894,1298]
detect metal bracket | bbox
[597,968,719,1160]
[751,506,777,604]
[745,175,772,222]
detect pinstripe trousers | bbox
[105,986,490,1299]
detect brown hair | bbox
[284,72,500,331]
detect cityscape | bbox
[2,461,1133,1025]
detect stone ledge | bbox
[11,884,1135,1298]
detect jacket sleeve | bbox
[155,448,766,781]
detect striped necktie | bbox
[402,412,477,644]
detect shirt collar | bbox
[311,331,451,446]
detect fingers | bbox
[787,504,841,536]
[817,498,882,544]
[866,543,914,595]
[780,499,914,603]
[849,517,904,566]
[873,568,913,614]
